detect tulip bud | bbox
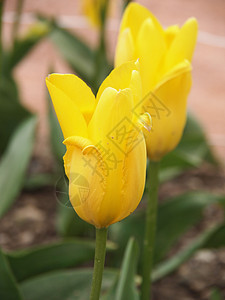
[115,3,198,160]
[46,61,151,227]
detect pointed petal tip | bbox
[184,17,198,32]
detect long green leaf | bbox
[210,288,223,300]
[110,192,225,267]
[103,238,139,300]
[203,224,225,249]
[115,238,139,300]
[6,239,95,282]
[7,20,51,71]
[0,81,30,154]
[24,173,55,190]
[155,192,225,263]
[0,248,23,300]
[7,240,95,281]
[47,92,65,164]
[6,239,117,282]
[21,269,117,300]
[152,223,223,282]
[0,117,36,218]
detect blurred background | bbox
[0,1,225,299]
[3,0,225,161]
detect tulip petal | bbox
[164,18,198,71]
[143,60,192,160]
[96,61,140,103]
[88,87,139,227]
[63,136,106,227]
[46,77,88,139]
[90,87,134,154]
[156,59,192,90]
[117,132,146,223]
[46,74,96,123]
[137,18,167,93]
[120,3,164,41]
[164,24,179,47]
[115,28,135,67]
[128,69,143,115]
[108,114,149,224]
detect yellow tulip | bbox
[46,61,151,228]
[115,3,198,161]
[82,0,108,28]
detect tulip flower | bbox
[82,0,109,28]
[115,2,198,161]
[46,61,150,229]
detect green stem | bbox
[141,160,160,300]
[12,0,24,47]
[0,0,5,78]
[93,0,109,93]
[90,227,108,300]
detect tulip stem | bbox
[141,160,160,300]
[0,0,5,77]
[90,227,108,300]
[12,0,24,47]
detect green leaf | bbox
[103,238,139,300]
[115,238,139,300]
[154,192,225,263]
[21,269,117,300]
[6,239,117,282]
[152,223,223,282]
[0,248,23,300]
[110,192,225,267]
[24,173,55,190]
[204,224,225,249]
[0,117,36,218]
[7,20,51,71]
[110,211,144,268]
[47,92,65,164]
[160,113,217,182]
[210,288,223,300]
[6,239,96,282]
[0,80,31,154]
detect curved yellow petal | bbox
[137,18,167,93]
[115,28,135,67]
[46,77,88,139]
[96,114,149,227]
[156,59,192,90]
[63,136,106,227]
[129,69,143,115]
[96,61,140,103]
[89,87,134,155]
[164,24,180,47]
[143,60,192,160]
[120,2,164,41]
[46,74,96,123]
[88,87,139,226]
[164,18,198,71]
[114,132,146,223]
